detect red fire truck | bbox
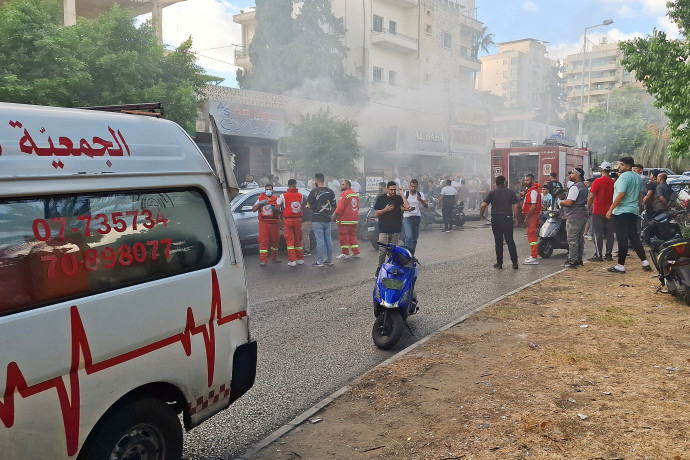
[490,139,592,189]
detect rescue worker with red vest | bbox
[277,179,304,266]
[522,173,542,265]
[252,184,282,266]
[335,179,360,259]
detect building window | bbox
[460,47,469,58]
[389,20,397,35]
[443,32,452,49]
[425,24,432,35]
[373,15,383,32]
[389,70,397,86]
[502,71,507,78]
[424,73,431,85]
[373,66,383,84]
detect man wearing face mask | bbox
[252,184,282,266]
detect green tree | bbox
[0,0,213,132]
[472,26,495,60]
[237,0,362,103]
[620,0,690,157]
[282,109,361,179]
[237,0,294,93]
[561,85,665,158]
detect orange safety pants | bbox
[258,220,280,262]
[526,213,539,258]
[338,224,360,255]
[283,217,304,262]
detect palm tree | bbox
[472,26,495,60]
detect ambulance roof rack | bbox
[80,102,164,118]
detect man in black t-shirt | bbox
[307,173,336,267]
[374,181,411,276]
[480,175,520,269]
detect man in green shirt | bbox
[605,156,652,273]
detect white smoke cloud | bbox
[521,1,538,12]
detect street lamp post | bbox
[577,19,613,148]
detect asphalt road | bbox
[181,221,567,459]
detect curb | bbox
[234,268,566,460]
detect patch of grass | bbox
[492,305,521,320]
[601,306,634,327]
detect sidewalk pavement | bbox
[245,261,690,459]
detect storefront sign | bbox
[366,176,383,191]
[209,101,285,140]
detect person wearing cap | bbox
[605,156,652,273]
[558,167,589,268]
[587,162,616,261]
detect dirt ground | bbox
[253,263,690,460]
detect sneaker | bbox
[297,259,304,265]
[574,260,584,266]
[523,257,539,265]
[604,254,613,261]
[493,263,503,269]
[336,254,350,259]
[562,260,578,269]
[607,265,626,273]
[324,261,334,266]
[287,261,297,267]
[642,263,652,272]
[259,261,267,267]
[585,235,593,241]
[304,251,312,256]
[351,253,361,258]
[588,256,603,262]
[312,262,324,268]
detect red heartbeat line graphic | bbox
[0,269,247,457]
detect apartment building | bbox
[231,0,492,178]
[563,40,635,113]
[477,39,556,110]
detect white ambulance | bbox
[0,102,256,459]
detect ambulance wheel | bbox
[78,398,183,460]
[538,239,554,258]
[372,310,404,350]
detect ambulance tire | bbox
[78,398,183,460]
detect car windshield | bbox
[230,190,252,207]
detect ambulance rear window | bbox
[0,188,221,316]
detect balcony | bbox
[370,81,416,99]
[233,8,256,25]
[234,46,251,68]
[371,29,418,53]
[379,0,419,7]
[458,56,481,72]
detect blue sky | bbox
[150,0,680,86]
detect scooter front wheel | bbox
[372,309,404,350]
[538,238,554,258]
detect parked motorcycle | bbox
[372,242,419,349]
[431,197,466,228]
[642,209,690,305]
[537,207,568,258]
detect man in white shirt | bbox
[439,179,457,232]
[402,178,428,253]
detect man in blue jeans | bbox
[307,173,336,267]
[402,178,428,253]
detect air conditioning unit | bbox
[276,157,290,170]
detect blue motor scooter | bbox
[372,242,419,349]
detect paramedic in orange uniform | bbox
[277,179,305,267]
[252,184,281,266]
[522,173,542,265]
[335,180,360,259]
